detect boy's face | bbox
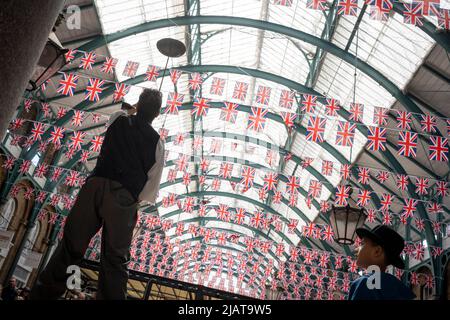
[356,237,384,269]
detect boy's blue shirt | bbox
[348,272,416,300]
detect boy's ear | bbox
[373,245,385,258]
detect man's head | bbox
[355,225,405,270]
[136,88,162,122]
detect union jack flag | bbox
[396,174,409,191]
[71,110,85,127]
[309,180,322,198]
[413,0,441,16]
[247,107,268,132]
[2,156,16,170]
[438,9,450,30]
[322,160,333,176]
[335,185,350,206]
[349,103,364,122]
[376,170,390,183]
[10,118,25,131]
[367,127,387,151]
[256,86,271,106]
[34,163,49,178]
[170,69,182,85]
[69,131,86,150]
[273,0,293,6]
[145,65,160,82]
[380,193,395,212]
[48,126,65,146]
[366,0,393,21]
[220,102,239,123]
[80,150,90,163]
[382,212,393,225]
[240,166,255,189]
[398,131,418,158]
[286,176,300,195]
[429,136,448,162]
[436,180,448,197]
[113,83,130,102]
[414,177,429,195]
[325,98,340,116]
[403,3,424,26]
[219,162,233,179]
[367,209,376,223]
[79,51,96,70]
[30,122,46,141]
[423,112,439,134]
[336,121,356,147]
[337,0,359,16]
[301,94,317,113]
[210,77,226,96]
[123,61,140,78]
[85,78,105,102]
[357,189,372,207]
[373,107,389,126]
[357,167,371,184]
[427,202,442,214]
[90,135,104,153]
[192,97,210,119]
[165,92,184,115]
[414,217,425,232]
[64,49,77,62]
[57,73,79,96]
[396,110,412,130]
[320,200,331,213]
[340,164,351,180]
[188,72,202,91]
[306,116,326,143]
[279,90,295,109]
[65,170,80,187]
[100,57,118,74]
[306,0,327,10]
[51,167,64,182]
[281,111,297,129]
[402,199,417,218]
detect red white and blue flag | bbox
[247,107,268,132]
[256,86,271,106]
[306,116,326,143]
[57,73,79,96]
[84,78,105,102]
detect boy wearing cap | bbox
[348,225,416,300]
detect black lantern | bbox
[328,185,366,245]
[27,33,68,91]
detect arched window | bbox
[0,198,16,230]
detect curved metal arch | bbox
[76,15,447,115]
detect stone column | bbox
[0,0,66,139]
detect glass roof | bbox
[86,0,437,296]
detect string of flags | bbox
[271,0,449,30]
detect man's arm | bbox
[138,140,165,204]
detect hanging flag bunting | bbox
[436,180,448,197]
[165,92,184,115]
[219,162,233,179]
[2,156,16,170]
[373,106,389,126]
[57,73,79,96]
[192,97,210,119]
[220,102,239,123]
[324,98,340,116]
[247,107,268,132]
[188,72,202,91]
[336,121,356,147]
[357,167,371,185]
[240,166,255,189]
[306,0,327,10]
[322,160,333,176]
[255,86,271,106]
[84,78,105,102]
[123,61,140,78]
[337,0,359,15]
[429,136,448,162]
[30,122,46,142]
[398,131,418,158]
[335,185,350,206]
[113,83,130,102]
[68,131,86,150]
[19,160,31,174]
[100,57,118,74]
[308,180,322,198]
[414,177,429,195]
[438,9,450,30]
[376,170,390,183]
[340,163,351,180]
[349,103,364,122]
[279,89,295,109]
[420,114,437,133]
[65,49,77,62]
[306,116,326,143]
[145,65,160,82]
[169,69,182,85]
[380,193,395,212]
[273,0,293,6]
[357,189,372,207]
[90,135,104,153]
[367,0,393,21]
[48,126,65,147]
[367,126,387,151]
[403,3,425,26]
[414,0,441,16]
[402,198,417,218]
[210,77,226,96]
[286,176,300,195]
[79,51,96,70]
[281,111,297,129]
[396,110,412,130]
[396,174,409,191]
[301,94,317,113]
[71,110,85,127]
